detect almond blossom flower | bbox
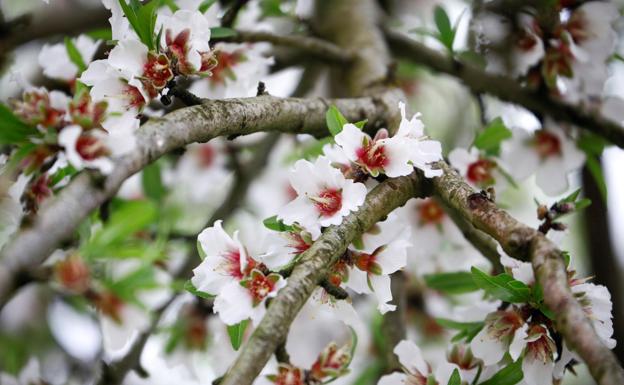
[38,35,100,82]
[470,308,526,366]
[501,124,585,196]
[58,120,137,174]
[191,220,287,325]
[158,10,215,76]
[448,147,508,191]
[277,156,367,240]
[334,102,442,178]
[343,213,411,314]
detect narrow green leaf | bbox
[86,28,113,41]
[423,271,479,294]
[210,27,237,38]
[227,320,249,351]
[447,369,461,385]
[353,119,368,129]
[585,155,607,201]
[326,105,348,137]
[0,104,39,144]
[162,0,179,12]
[198,0,217,13]
[184,280,214,299]
[471,267,531,303]
[263,215,294,232]
[108,265,159,303]
[474,117,512,155]
[64,37,87,72]
[433,5,454,52]
[86,200,157,255]
[562,188,581,203]
[480,358,523,385]
[435,318,483,330]
[142,162,166,202]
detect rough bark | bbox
[430,162,624,385]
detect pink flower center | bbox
[218,250,255,280]
[356,140,388,172]
[197,144,216,168]
[418,199,444,225]
[311,188,343,217]
[76,135,109,160]
[533,130,562,158]
[526,325,555,364]
[125,85,147,110]
[467,159,496,184]
[273,365,304,385]
[485,310,524,341]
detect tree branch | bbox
[429,161,624,385]
[213,29,354,64]
[0,91,400,310]
[219,171,428,385]
[385,30,624,149]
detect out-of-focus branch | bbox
[430,162,624,385]
[379,271,407,372]
[582,166,624,364]
[220,0,250,28]
[0,91,401,311]
[213,30,354,64]
[438,198,503,273]
[384,30,624,149]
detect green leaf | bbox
[585,155,607,202]
[0,104,39,144]
[118,0,160,51]
[259,0,285,17]
[227,320,249,351]
[142,162,166,202]
[574,198,591,211]
[434,5,454,52]
[162,0,179,12]
[86,28,113,40]
[423,271,479,294]
[64,37,87,72]
[577,132,608,156]
[435,318,484,343]
[480,358,523,385]
[108,265,159,303]
[353,119,368,130]
[184,280,214,299]
[49,164,77,187]
[210,27,237,38]
[198,0,217,13]
[326,105,349,137]
[471,267,531,303]
[85,200,157,256]
[447,369,461,385]
[561,188,581,203]
[263,215,294,232]
[474,117,512,155]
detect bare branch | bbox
[385,30,624,149]
[0,91,401,310]
[213,30,354,64]
[429,162,624,385]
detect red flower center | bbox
[273,365,304,385]
[125,85,147,110]
[211,50,243,84]
[467,158,496,184]
[418,199,444,225]
[247,273,276,303]
[219,250,256,280]
[355,252,376,273]
[76,134,109,160]
[311,188,343,217]
[143,53,174,97]
[55,256,90,293]
[356,140,388,172]
[534,130,562,158]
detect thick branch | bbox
[220,171,428,385]
[430,162,624,385]
[213,30,353,64]
[0,92,400,310]
[385,31,624,149]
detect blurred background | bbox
[1,0,624,384]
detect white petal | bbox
[335,123,368,162]
[470,327,507,365]
[509,324,528,361]
[377,372,409,385]
[213,281,253,325]
[370,274,395,314]
[394,340,428,376]
[522,352,554,385]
